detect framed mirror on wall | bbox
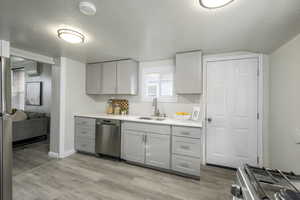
[25,81,42,106]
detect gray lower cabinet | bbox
[171,126,202,177]
[122,122,171,169]
[75,117,96,154]
[75,137,95,154]
[123,130,145,163]
[172,154,201,176]
[74,117,201,178]
[175,51,202,94]
[145,133,170,169]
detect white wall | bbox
[269,33,300,173]
[262,55,270,167]
[50,62,61,154]
[60,57,100,155]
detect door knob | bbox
[206,118,212,123]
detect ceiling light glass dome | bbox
[57,29,85,44]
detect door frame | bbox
[202,52,266,167]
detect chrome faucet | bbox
[152,97,160,117]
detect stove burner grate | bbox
[245,164,300,200]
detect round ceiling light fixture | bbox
[199,0,234,9]
[57,29,85,44]
[79,1,97,16]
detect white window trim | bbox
[140,59,177,103]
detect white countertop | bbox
[74,113,202,128]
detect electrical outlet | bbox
[294,128,300,144]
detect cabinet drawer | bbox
[75,137,95,153]
[173,126,201,139]
[172,155,200,176]
[75,117,96,128]
[75,126,95,139]
[123,122,170,135]
[172,137,201,158]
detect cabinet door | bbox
[123,131,145,164]
[175,51,202,94]
[102,61,117,94]
[86,63,102,94]
[145,133,170,169]
[116,60,138,95]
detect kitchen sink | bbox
[138,117,166,121]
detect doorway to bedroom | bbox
[10,56,53,176]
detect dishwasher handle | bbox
[96,119,120,126]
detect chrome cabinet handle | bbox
[143,135,147,143]
[142,135,146,143]
[181,132,190,135]
[180,145,190,150]
[179,163,189,168]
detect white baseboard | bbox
[59,149,76,158]
[48,152,59,159]
[48,149,76,159]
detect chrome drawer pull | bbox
[81,131,87,134]
[180,145,190,150]
[181,132,190,135]
[179,163,189,168]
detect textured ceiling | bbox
[1,0,300,63]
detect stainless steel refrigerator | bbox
[0,56,12,200]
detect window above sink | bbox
[140,59,177,103]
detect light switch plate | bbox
[0,40,10,58]
[294,128,300,144]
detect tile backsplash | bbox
[88,94,202,118]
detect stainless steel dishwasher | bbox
[95,119,121,158]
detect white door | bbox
[206,58,259,168]
[145,133,170,169]
[123,131,145,164]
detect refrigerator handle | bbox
[1,57,12,115]
[0,56,12,200]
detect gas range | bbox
[231,164,300,200]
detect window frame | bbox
[11,68,25,110]
[140,59,177,103]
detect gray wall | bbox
[269,33,300,173]
[25,63,52,115]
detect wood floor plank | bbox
[13,143,235,200]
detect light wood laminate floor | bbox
[13,144,235,200]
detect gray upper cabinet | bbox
[116,60,138,95]
[86,59,138,95]
[86,63,102,94]
[175,51,202,94]
[101,61,117,94]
